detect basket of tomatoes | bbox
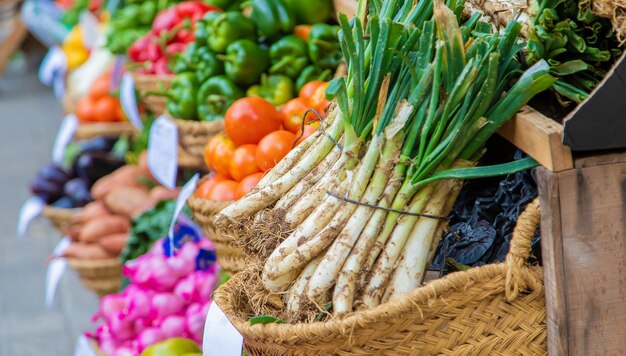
[75,70,137,140]
[188,82,328,274]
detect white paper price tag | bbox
[148,116,178,189]
[39,46,66,86]
[111,56,124,90]
[53,114,79,166]
[17,197,45,237]
[46,237,71,309]
[168,173,200,249]
[74,335,97,356]
[79,12,99,50]
[120,73,143,130]
[203,302,243,356]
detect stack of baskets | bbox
[213,199,547,355]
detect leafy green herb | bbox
[248,315,286,325]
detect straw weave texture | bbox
[172,118,223,170]
[67,258,122,297]
[214,199,546,355]
[132,73,174,114]
[42,206,82,233]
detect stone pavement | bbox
[0,67,98,355]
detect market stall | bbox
[15,0,626,354]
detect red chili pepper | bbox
[145,40,164,63]
[127,36,151,62]
[152,7,182,36]
[176,2,220,20]
[166,42,187,55]
[153,58,172,75]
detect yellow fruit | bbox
[140,338,201,356]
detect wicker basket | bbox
[67,258,122,298]
[214,199,546,355]
[188,194,249,274]
[74,122,137,140]
[42,206,82,233]
[172,117,224,170]
[132,73,174,115]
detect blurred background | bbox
[0,2,97,353]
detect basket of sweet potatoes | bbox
[61,154,179,297]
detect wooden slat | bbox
[497,106,574,172]
[0,12,28,74]
[536,167,569,355]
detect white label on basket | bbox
[17,196,45,237]
[148,116,178,189]
[74,335,97,356]
[203,302,243,356]
[53,114,78,166]
[167,173,200,255]
[120,72,143,130]
[79,12,99,50]
[39,46,66,86]
[111,56,124,90]
[46,236,71,309]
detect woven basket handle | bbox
[504,198,541,302]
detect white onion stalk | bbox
[286,254,324,314]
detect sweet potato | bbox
[104,186,151,218]
[150,186,180,201]
[98,233,128,255]
[74,201,110,224]
[61,242,116,259]
[91,166,149,200]
[78,215,131,243]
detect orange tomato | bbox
[293,25,312,41]
[280,98,319,133]
[229,144,260,181]
[204,134,236,179]
[256,130,297,171]
[309,82,330,115]
[93,96,121,122]
[299,81,326,104]
[236,172,264,198]
[209,180,240,201]
[295,125,317,146]
[224,97,282,146]
[195,178,219,198]
[76,97,96,122]
[89,75,112,101]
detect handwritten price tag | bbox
[17,197,45,237]
[203,302,243,356]
[39,46,66,86]
[166,173,199,256]
[46,237,71,309]
[148,116,178,189]
[52,114,78,166]
[120,72,143,130]
[79,12,100,50]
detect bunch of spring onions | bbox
[214,0,555,320]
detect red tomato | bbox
[280,98,319,133]
[93,96,121,122]
[209,180,240,201]
[236,172,264,198]
[295,125,317,146]
[76,97,96,123]
[204,134,236,179]
[195,178,219,198]
[309,82,330,115]
[256,130,297,171]
[299,81,326,104]
[224,97,282,146]
[89,74,112,101]
[229,144,260,181]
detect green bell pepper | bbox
[208,12,257,53]
[247,74,294,106]
[166,72,199,120]
[196,49,225,83]
[196,75,244,121]
[308,24,342,69]
[106,27,149,55]
[204,0,237,10]
[226,0,246,11]
[269,35,309,79]
[283,0,333,24]
[250,0,295,39]
[194,12,221,47]
[172,43,199,73]
[295,65,332,92]
[218,40,270,87]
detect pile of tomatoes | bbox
[75,71,125,123]
[195,81,329,202]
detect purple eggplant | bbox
[36,164,71,185]
[74,151,125,184]
[63,178,92,207]
[51,197,75,209]
[79,137,117,154]
[29,178,64,204]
